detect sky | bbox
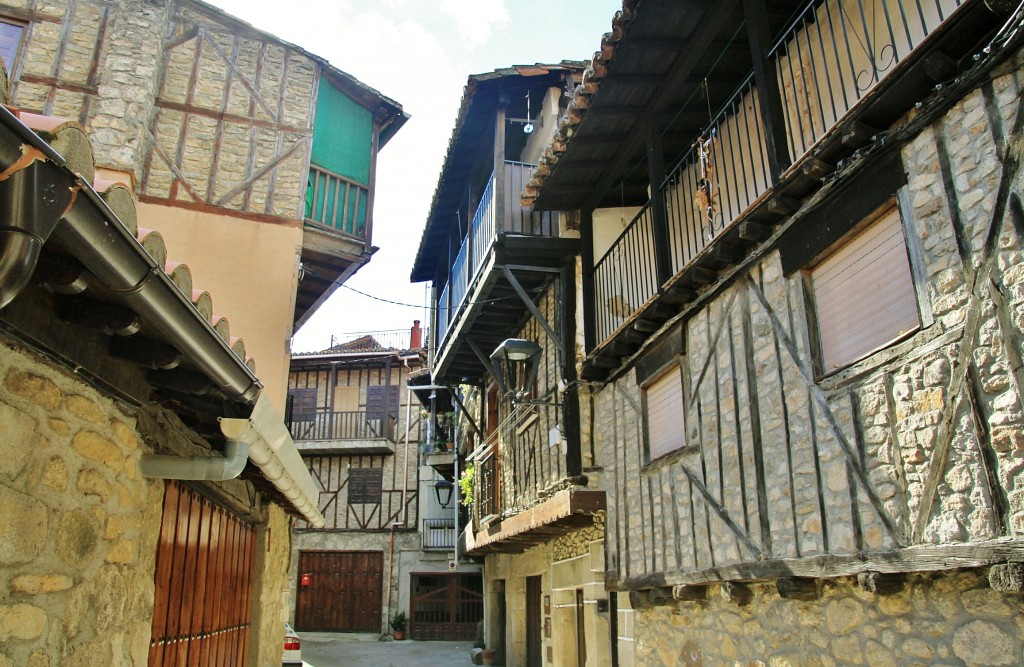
[205,0,622,353]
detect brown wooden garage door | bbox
[149,481,255,667]
[295,550,383,632]
[410,573,483,640]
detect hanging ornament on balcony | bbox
[694,79,720,241]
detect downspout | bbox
[140,439,249,481]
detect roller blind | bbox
[811,206,920,371]
[646,367,685,459]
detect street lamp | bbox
[434,479,454,508]
[490,338,541,401]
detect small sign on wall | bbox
[300,573,312,587]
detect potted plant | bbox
[389,610,407,640]
[481,647,497,665]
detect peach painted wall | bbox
[138,202,302,414]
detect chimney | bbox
[410,320,422,349]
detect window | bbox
[810,203,920,372]
[289,388,317,421]
[643,365,686,460]
[348,467,383,504]
[0,20,24,76]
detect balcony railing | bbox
[592,0,963,346]
[304,165,369,239]
[325,328,427,351]
[436,161,559,346]
[288,409,396,442]
[475,440,500,521]
[422,518,456,550]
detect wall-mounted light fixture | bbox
[490,338,541,401]
[434,479,454,508]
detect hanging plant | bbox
[459,463,475,507]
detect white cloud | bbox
[439,0,510,46]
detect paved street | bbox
[298,632,474,667]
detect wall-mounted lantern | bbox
[434,479,454,508]
[490,338,541,401]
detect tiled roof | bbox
[5,108,257,375]
[521,2,635,207]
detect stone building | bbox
[285,323,484,639]
[0,1,403,665]
[412,63,611,666]
[518,0,1024,665]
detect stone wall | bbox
[0,339,159,666]
[0,336,291,666]
[633,568,1024,666]
[487,528,609,667]
[597,47,1024,588]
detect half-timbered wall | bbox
[289,360,422,531]
[598,52,1024,589]
[1,0,318,218]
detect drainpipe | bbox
[140,439,249,481]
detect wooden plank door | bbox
[149,481,255,667]
[526,576,542,667]
[295,551,383,632]
[409,573,483,640]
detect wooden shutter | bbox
[333,386,359,412]
[290,388,317,419]
[366,385,400,420]
[645,366,685,459]
[348,468,383,504]
[811,205,920,371]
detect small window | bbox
[810,203,920,372]
[289,388,317,421]
[0,19,24,76]
[348,468,383,504]
[643,365,686,460]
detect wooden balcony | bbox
[295,165,373,329]
[288,409,396,455]
[512,0,993,380]
[432,161,578,384]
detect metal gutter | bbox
[0,103,325,526]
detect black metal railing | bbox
[324,328,427,351]
[305,165,369,238]
[590,0,964,349]
[288,409,396,442]
[421,518,456,550]
[592,203,660,344]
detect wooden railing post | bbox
[646,119,672,285]
[494,93,507,235]
[580,209,597,352]
[744,0,791,181]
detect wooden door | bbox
[149,482,255,667]
[409,573,483,640]
[295,551,383,632]
[526,576,542,667]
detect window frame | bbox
[641,362,688,463]
[805,195,925,376]
[0,18,25,81]
[347,467,383,505]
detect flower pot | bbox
[393,629,406,640]
[481,648,497,665]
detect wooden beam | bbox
[581,0,742,212]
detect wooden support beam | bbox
[682,265,718,286]
[55,296,140,336]
[989,562,1024,592]
[856,572,906,596]
[739,221,772,242]
[775,577,819,601]
[800,157,834,181]
[109,336,181,370]
[841,121,879,149]
[673,584,708,602]
[719,582,752,606]
[661,285,697,305]
[767,196,801,217]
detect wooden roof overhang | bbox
[431,235,580,386]
[294,228,374,331]
[410,64,583,284]
[465,488,606,555]
[528,0,1007,382]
